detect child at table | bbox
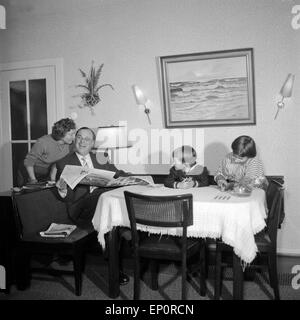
[164,145,209,189]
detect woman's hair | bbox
[231,135,256,158]
[51,118,76,141]
[172,145,197,165]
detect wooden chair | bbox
[214,179,284,300]
[11,187,95,296]
[124,191,206,300]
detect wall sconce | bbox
[132,85,151,125]
[274,73,295,119]
[0,5,6,29]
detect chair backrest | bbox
[265,179,284,245]
[124,191,193,246]
[124,191,193,227]
[12,188,70,239]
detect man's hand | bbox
[56,178,68,198]
[56,178,67,190]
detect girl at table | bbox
[164,145,209,189]
[214,135,268,191]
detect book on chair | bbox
[40,223,77,238]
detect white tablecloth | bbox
[92,185,267,264]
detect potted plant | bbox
[77,61,114,114]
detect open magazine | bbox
[60,165,153,189]
[40,223,77,238]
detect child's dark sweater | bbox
[164,164,209,188]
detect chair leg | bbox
[244,268,255,281]
[14,248,31,290]
[134,254,140,300]
[204,246,210,279]
[232,253,244,300]
[73,248,83,296]
[199,243,207,296]
[150,260,159,290]
[268,252,280,300]
[214,248,222,300]
[107,227,120,299]
[182,257,187,300]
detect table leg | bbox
[107,227,120,298]
[233,253,244,300]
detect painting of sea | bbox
[159,48,256,127]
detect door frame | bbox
[0,58,64,190]
[0,57,64,122]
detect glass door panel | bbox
[11,143,29,187]
[9,80,28,140]
[29,79,48,140]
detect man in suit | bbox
[56,126,130,285]
[55,126,126,224]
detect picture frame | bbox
[158,48,256,128]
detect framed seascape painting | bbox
[158,48,256,128]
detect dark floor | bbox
[2,236,300,299]
[2,250,300,300]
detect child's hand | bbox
[218,180,228,192]
[177,178,194,189]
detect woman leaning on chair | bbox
[214,135,268,192]
[18,118,76,186]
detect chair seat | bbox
[138,234,202,260]
[21,225,95,244]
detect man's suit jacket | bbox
[55,152,122,224]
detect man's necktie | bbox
[81,157,89,168]
[81,157,96,193]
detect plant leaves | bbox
[76,84,89,91]
[94,64,104,86]
[77,61,114,109]
[78,68,87,78]
[95,83,114,93]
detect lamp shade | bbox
[95,126,128,149]
[280,73,295,98]
[132,85,147,105]
[0,5,6,29]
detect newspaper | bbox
[40,223,77,238]
[60,165,153,189]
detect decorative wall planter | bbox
[77,61,114,115]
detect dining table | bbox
[92,184,268,299]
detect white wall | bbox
[0,0,299,254]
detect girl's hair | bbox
[172,145,197,165]
[51,118,76,141]
[231,135,257,158]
